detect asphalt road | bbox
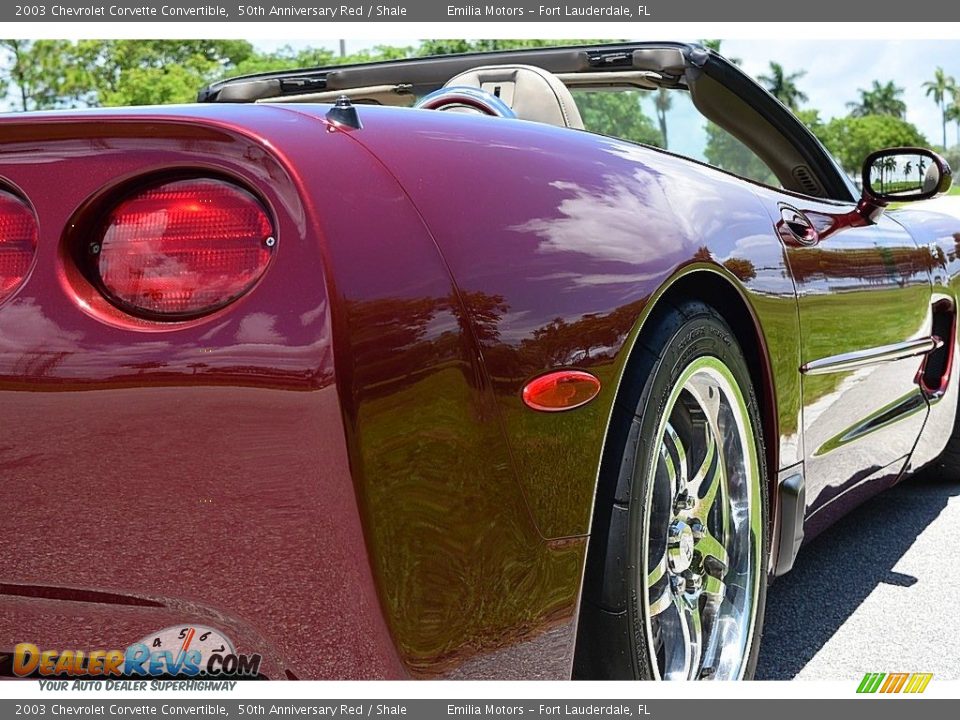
[756,460,960,680]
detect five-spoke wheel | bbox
[574,301,768,681]
[644,358,762,680]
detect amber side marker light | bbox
[0,190,38,304]
[522,370,601,412]
[91,178,275,319]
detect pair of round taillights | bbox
[0,178,275,319]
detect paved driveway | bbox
[756,470,960,679]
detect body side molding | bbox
[801,336,942,376]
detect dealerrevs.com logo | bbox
[857,672,934,694]
[12,625,262,678]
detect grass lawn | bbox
[797,284,929,402]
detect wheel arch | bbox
[573,262,781,679]
[594,262,782,535]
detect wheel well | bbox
[573,269,780,679]
[625,270,780,495]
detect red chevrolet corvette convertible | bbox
[2,42,957,681]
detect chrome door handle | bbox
[778,205,819,246]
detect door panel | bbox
[760,195,933,521]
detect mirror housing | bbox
[857,147,952,223]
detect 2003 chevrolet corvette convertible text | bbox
[1,42,958,681]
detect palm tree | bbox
[947,105,960,148]
[654,88,672,149]
[923,67,956,149]
[758,62,808,110]
[947,88,960,147]
[846,80,907,119]
[879,156,897,192]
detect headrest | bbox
[443,64,584,130]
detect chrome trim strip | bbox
[800,336,943,376]
[813,388,927,456]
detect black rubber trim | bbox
[198,42,696,103]
[698,53,855,202]
[773,473,805,576]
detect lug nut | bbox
[670,574,686,595]
[703,555,727,578]
[691,520,705,539]
[667,520,696,574]
[682,571,703,593]
[674,491,695,513]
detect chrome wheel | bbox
[642,356,762,681]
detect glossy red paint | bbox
[0,105,403,680]
[341,106,801,538]
[915,299,955,398]
[300,106,799,674]
[750,185,939,538]
[522,370,601,412]
[889,208,960,477]
[3,100,960,681]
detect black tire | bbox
[573,300,769,680]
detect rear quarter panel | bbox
[335,106,808,661]
[0,103,807,680]
[343,106,803,539]
[0,106,403,680]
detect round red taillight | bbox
[0,190,38,304]
[92,178,275,318]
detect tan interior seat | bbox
[443,64,584,130]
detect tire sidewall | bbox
[626,306,769,680]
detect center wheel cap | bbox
[667,520,695,574]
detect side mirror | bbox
[858,148,952,222]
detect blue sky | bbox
[726,39,959,145]
[257,38,960,157]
